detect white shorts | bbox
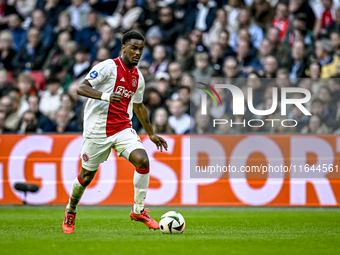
[80,128,145,171]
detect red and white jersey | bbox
[83,57,145,138]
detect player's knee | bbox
[135,157,149,169]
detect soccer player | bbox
[62,31,168,233]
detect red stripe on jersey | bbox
[106,57,139,137]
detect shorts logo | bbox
[131,129,136,135]
[82,153,89,162]
[90,71,98,78]
[115,86,135,98]
[132,79,137,87]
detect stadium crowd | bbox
[0,0,340,135]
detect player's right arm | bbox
[77,79,122,103]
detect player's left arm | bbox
[133,102,168,152]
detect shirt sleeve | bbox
[85,59,112,88]
[133,74,145,104]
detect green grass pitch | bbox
[0,206,339,255]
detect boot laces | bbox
[140,208,151,219]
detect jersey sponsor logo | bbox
[120,77,125,82]
[132,79,137,87]
[82,153,89,162]
[89,70,98,78]
[115,86,135,98]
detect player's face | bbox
[122,39,144,66]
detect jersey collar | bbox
[118,56,137,73]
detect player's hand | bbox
[149,134,168,152]
[110,92,122,103]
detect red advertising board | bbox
[0,135,339,206]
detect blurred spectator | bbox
[149,44,169,75]
[168,0,192,29]
[8,0,37,18]
[17,73,38,115]
[38,0,65,27]
[301,114,331,134]
[0,94,20,131]
[89,0,118,16]
[230,8,264,50]
[0,69,16,97]
[0,0,20,30]
[189,28,207,52]
[27,94,52,131]
[317,85,331,109]
[250,0,274,31]
[12,27,48,71]
[153,6,182,47]
[26,9,54,49]
[6,13,25,52]
[313,0,338,36]
[0,30,16,70]
[53,11,76,39]
[91,23,121,61]
[287,104,309,131]
[139,26,162,63]
[44,108,80,133]
[191,109,213,134]
[138,61,155,85]
[288,0,316,31]
[75,9,100,51]
[42,31,75,79]
[166,62,181,89]
[223,0,244,33]
[60,92,82,129]
[0,109,12,133]
[106,0,142,32]
[236,39,262,75]
[285,40,309,83]
[168,99,193,134]
[284,13,314,47]
[206,8,228,46]
[246,71,265,106]
[327,7,340,33]
[95,46,110,61]
[39,77,63,119]
[217,29,235,58]
[70,46,91,80]
[222,56,243,84]
[315,39,339,78]
[136,0,159,31]
[17,109,42,134]
[262,55,279,78]
[155,72,172,101]
[310,98,325,117]
[151,107,175,134]
[187,0,217,33]
[176,86,190,114]
[305,61,326,94]
[272,1,289,41]
[209,43,224,75]
[330,30,340,57]
[174,36,195,71]
[257,38,274,65]
[65,0,91,31]
[267,26,289,65]
[192,51,214,84]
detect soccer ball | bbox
[159,211,185,234]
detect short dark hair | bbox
[46,77,61,86]
[122,31,144,45]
